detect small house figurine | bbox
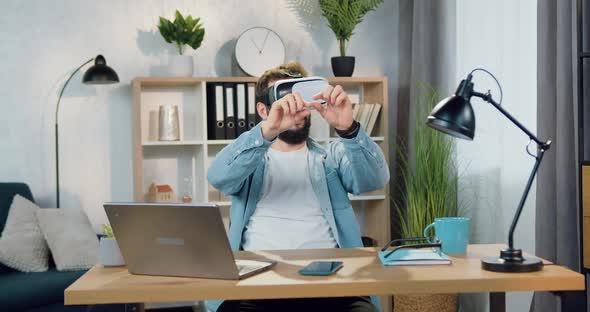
[148,183,175,202]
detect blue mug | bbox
[423,217,470,254]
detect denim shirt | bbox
[206,123,390,312]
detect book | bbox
[366,103,382,136]
[378,249,451,266]
[359,103,374,131]
[352,103,361,121]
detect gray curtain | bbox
[534,0,584,310]
[396,0,456,140]
[393,0,456,237]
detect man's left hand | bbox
[307,85,354,131]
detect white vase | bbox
[168,54,194,77]
[158,105,180,141]
[99,237,125,267]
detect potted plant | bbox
[99,224,125,267]
[319,0,383,76]
[393,83,463,312]
[158,10,205,77]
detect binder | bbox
[206,83,225,140]
[224,83,237,139]
[247,83,257,130]
[236,83,248,136]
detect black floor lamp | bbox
[426,68,551,273]
[54,55,119,208]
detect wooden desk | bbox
[65,244,584,312]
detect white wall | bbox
[0,0,397,231]
[455,0,537,311]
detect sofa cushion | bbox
[0,268,85,311]
[0,195,49,272]
[36,209,98,271]
[0,183,34,234]
[0,183,36,274]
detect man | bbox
[207,62,389,312]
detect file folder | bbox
[224,83,237,139]
[247,83,257,130]
[206,83,225,140]
[236,83,247,136]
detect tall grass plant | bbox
[396,83,462,238]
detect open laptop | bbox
[103,202,276,279]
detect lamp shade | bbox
[82,55,119,85]
[426,94,475,140]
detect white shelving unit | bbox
[131,76,390,244]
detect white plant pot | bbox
[168,55,194,77]
[99,237,125,267]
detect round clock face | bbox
[235,27,286,77]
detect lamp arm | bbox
[54,57,94,208]
[506,147,546,249]
[54,58,94,124]
[471,91,552,250]
[472,91,551,150]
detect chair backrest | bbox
[0,183,35,234]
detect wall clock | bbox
[235,27,286,77]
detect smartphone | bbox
[298,261,344,276]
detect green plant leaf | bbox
[185,15,194,28]
[101,224,114,238]
[188,28,205,50]
[318,0,383,55]
[157,10,206,55]
[158,17,173,44]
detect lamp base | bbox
[481,248,543,273]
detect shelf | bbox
[143,140,204,146]
[133,76,386,87]
[349,194,386,201]
[211,197,383,205]
[205,137,385,145]
[207,140,236,145]
[581,52,590,59]
[328,136,384,142]
[212,201,232,206]
[133,76,257,87]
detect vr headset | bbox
[256,76,329,109]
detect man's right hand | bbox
[260,92,311,140]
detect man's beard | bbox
[278,116,311,144]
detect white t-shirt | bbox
[241,145,338,250]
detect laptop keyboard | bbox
[235,259,273,276]
[237,263,261,275]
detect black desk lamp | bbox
[426,68,551,273]
[55,55,119,207]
